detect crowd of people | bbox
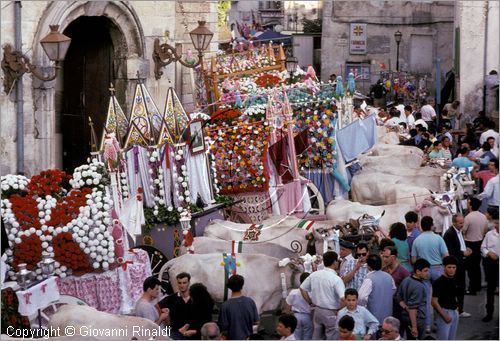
[130,97,499,340]
[132,203,498,340]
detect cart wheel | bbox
[157,262,174,296]
[29,295,87,329]
[223,207,252,223]
[131,245,168,278]
[305,180,325,215]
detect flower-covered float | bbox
[200,42,378,217]
[1,161,121,280]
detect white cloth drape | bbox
[125,148,140,200]
[185,148,213,204]
[267,158,281,215]
[124,147,154,207]
[16,276,60,316]
[138,147,154,207]
[334,123,350,200]
[119,195,145,243]
[160,144,173,207]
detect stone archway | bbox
[30,1,147,170]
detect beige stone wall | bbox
[321,0,455,95]
[456,0,499,124]
[0,1,218,176]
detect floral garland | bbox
[255,74,282,88]
[243,104,267,122]
[294,105,338,169]
[207,121,271,194]
[0,175,29,199]
[210,108,242,125]
[1,161,116,280]
[211,45,277,75]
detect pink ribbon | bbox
[24,292,32,305]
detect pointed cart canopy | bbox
[124,80,164,148]
[158,87,190,145]
[100,84,129,150]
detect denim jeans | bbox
[424,265,444,328]
[294,312,313,340]
[435,308,459,340]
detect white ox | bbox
[376,126,400,145]
[48,305,168,340]
[351,176,431,206]
[160,253,300,314]
[180,236,296,260]
[359,144,424,169]
[326,199,415,232]
[204,216,335,255]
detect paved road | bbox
[454,289,499,340]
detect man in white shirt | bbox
[385,108,402,127]
[478,159,499,209]
[286,272,312,340]
[420,100,437,123]
[405,105,416,128]
[395,100,406,122]
[479,120,500,145]
[414,112,429,130]
[443,100,461,129]
[480,207,499,322]
[300,251,345,340]
[486,136,499,158]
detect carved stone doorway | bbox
[61,16,117,172]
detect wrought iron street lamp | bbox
[285,56,298,84]
[394,30,402,72]
[153,20,214,80]
[1,25,71,94]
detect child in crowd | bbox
[428,141,445,159]
[276,314,298,340]
[338,315,358,340]
[338,288,379,340]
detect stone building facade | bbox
[456,0,499,123]
[0,1,218,176]
[321,0,455,96]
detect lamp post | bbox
[394,30,402,72]
[285,56,298,85]
[1,25,71,94]
[1,24,71,175]
[153,20,214,80]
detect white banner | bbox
[350,23,367,55]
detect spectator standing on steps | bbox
[462,198,488,295]
[443,214,472,318]
[432,256,461,340]
[480,207,499,322]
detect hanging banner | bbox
[349,23,367,55]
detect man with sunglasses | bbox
[341,242,369,291]
[379,317,403,340]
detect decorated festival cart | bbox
[200,42,378,222]
[0,41,382,329]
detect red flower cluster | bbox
[9,195,41,231]
[50,188,92,226]
[255,74,282,88]
[53,232,91,272]
[211,108,242,124]
[27,169,71,197]
[12,235,42,271]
